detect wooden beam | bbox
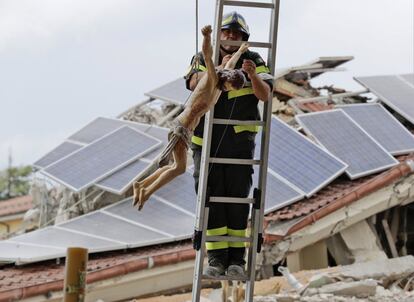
[382,219,399,258]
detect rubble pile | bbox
[254,256,414,302]
[121,101,181,129]
[16,179,123,236]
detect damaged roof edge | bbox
[0,245,195,302]
[264,158,414,243]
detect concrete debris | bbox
[252,257,414,302]
[13,180,124,237]
[306,274,335,289]
[335,255,414,286]
[304,279,377,298]
[121,100,180,129]
[254,288,414,301]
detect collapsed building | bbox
[0,56,414,302]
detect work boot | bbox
[204,249,228,277]
[226,264,246,278]
[203,263,226,277]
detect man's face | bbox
[220,28,243,53]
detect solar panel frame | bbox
[296,109,399,179]
[337,103,414,155]
[42,126,162,192]
[144,78,191,106]
[355,75,414,125]
[33,141,85,169]
[263,116,348,197]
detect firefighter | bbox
[186,11,273,277]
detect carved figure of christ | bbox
[133,25,249,210]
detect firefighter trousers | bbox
[192,146,254,267]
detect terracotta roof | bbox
[0,195,32,218]
[298,101,334,112]
[267,174,373,222]
[0,240,194,302]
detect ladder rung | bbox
[209,196,255,204]
[220,40,272,49]
[209,158,261,165]
[206,235,252,243]
[213,118,265,126]
[202,274,249,281]
[223,0,275,9]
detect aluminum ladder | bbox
[191,1,280,301]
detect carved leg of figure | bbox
[133,164,172,207]
[135,140,187,210]
[136,164,171,189]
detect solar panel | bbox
[355,75,414,125]
[251,166,304,213]
[95,125,170,194]
[59,211,169,245]
[67,117,168,161]
[0,242,64,264]
[259,116,347,197]
[296,110,398,179]
[338,103,414,155]
[33,141,84,169]
[95,159,151,194]
[105,197,193,237]
[401,73,414,85]
[42,126,161,192]
[153,171,197,215]
[145,78,191,105]
[8,227,125,252]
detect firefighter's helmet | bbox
[221,11,250,41]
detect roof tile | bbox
[0,195,32,217]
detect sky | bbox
[0,0,413,170]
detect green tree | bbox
[0,165,32,200]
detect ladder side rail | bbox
[191,208,210,302]
[213,0,224,66]
[192,1,225,302]
[257,0,281,236]
[245,1,281,300]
